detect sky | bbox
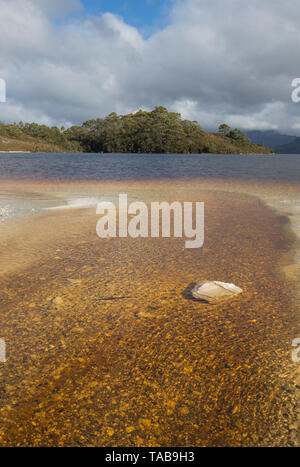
[1,0,300,133]
[80,0,173,34]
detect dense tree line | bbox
[0,107,271,154]
[64,107,211,153]
[0,121,80,151]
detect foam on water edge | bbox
[0,192,137,222]
[44,194,136,211]
[0,200,36,223]
[45,197,106,211]
[0,204,15,222]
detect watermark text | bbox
[0,78,6,103]
[96,195,204,249]
[291,78,300,103]
[0,338,6,363]
[292,338,300,363]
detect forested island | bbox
[0,107,272,154]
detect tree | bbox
[231,128,247,141]
[218,124,231,137]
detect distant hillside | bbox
[275,137,300,154]
[0,136,75,153]
[246,130,297,153]
[0,122,81,153]
[0,108,273,154]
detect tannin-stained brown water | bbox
[0,178,299,446]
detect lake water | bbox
[0,152,299,181]
[0,152,299,229]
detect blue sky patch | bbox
[80,0,173,35]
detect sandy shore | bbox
[0,179,299,446]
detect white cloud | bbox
[0,0,300,133]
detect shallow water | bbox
[0,155,299,446]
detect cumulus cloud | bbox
[0,0,300,133]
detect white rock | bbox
[191,281,243,303]
[53,296,64,306]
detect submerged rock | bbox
[53,296,64,306]
[191,281,243,303]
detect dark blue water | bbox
[0,152,299,182]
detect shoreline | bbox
[0,178,299,446]
[0,151,275,155]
